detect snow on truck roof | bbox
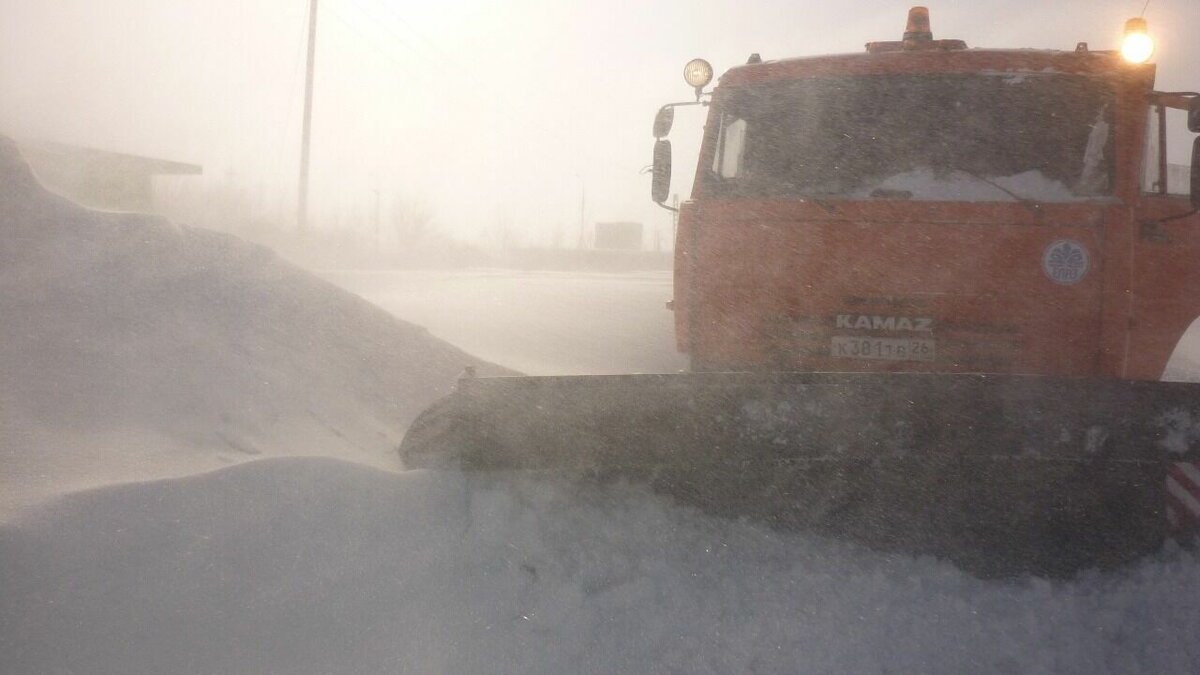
[718,48,1151,87]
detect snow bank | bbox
[0,136,506,516]
[2,457,1198,675]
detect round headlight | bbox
[683,59,714,89]
[1121,17,1154,64]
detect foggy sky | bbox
[2,0,1198,246]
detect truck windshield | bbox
[707,73,1115,202]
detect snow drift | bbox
[0,135,506,516]
[3,457,1199,675]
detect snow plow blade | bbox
[400,373,1200,577]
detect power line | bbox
[356,0,454,59]
[312,0,642,239]
[336,0,630,176]
[325,4,438,82]
[324,0,591,180]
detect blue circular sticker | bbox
[1042,239,1090,285]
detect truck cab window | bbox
[1142,106,1162,193]
[707,73,1115,202]
[1141,104,1193,195]
[713,115,746,178]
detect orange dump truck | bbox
[402,8,1200,577]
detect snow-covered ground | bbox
[4,458,1200,675]
[320,268,689,376]
[4,135,1200,674]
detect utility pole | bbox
[297,0,319,232]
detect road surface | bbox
[322,268,1200,381]
[320,269,689,376]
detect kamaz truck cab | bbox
[655,8,1200,383]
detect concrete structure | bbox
[16,140,201,213]
[592,221,643,250]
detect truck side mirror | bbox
[652,140,672,203]
[1190,97,1200,133]
[1192,137,1200,209]
[653,106,675,139]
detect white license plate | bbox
[831,336,935,362]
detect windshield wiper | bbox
[952,168,1041,216]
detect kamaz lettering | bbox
[836,315,934,332]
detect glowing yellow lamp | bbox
[1121,17,1154,64]
[683,59,714,89]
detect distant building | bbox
[592,221,643,250]
[16,140,201,213]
